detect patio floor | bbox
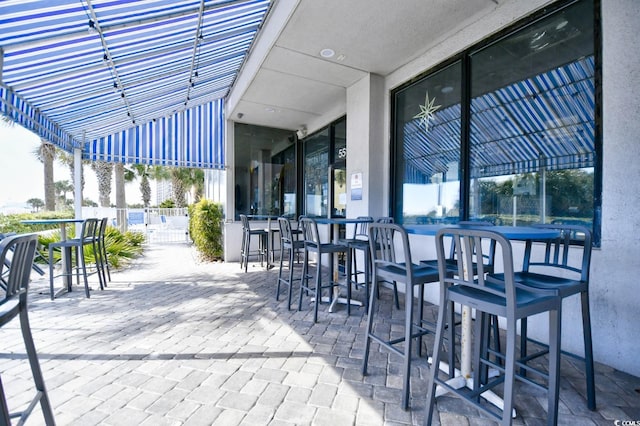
[2,243,639,425]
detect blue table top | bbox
[404,224,560,240]
[20,218,85,225]
[313,217,373,225]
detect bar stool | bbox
[362,222,442,410]
[239,214,267,272]
[0,234,55,425]
[425,227,562,426]
[339,216,372,315]
[276,217,305,309]
[48,218,104,299]
[494,223,596,410]
[298,217,348,323]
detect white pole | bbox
[74,147,83,235]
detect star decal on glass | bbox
[413,91,441,133]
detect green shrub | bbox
[189,199,224,261]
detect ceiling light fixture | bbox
[320,48,335,58]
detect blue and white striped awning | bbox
[403,56,596,182]
[0,0,272,168]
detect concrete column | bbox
[346,74,387,219]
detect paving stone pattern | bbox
[1,243,638,425]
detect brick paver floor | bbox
[1,243,638,425]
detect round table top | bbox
[313,217,373,225]
[404,224,560,240]
[20,218,85,225]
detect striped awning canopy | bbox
[403,56,596,182]
[0,0,272,168]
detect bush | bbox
[189,199,224,261]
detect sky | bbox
[0,122,142,211]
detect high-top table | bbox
[314,217,373,312]
[21,218,85,297]
[405,223,560,417]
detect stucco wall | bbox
[359,0,640,376]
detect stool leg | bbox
[401,284,413,410]
[0,376,11,426]
[581,291,596,410]
[362,270,378,376]
[48,246,55,301]
[346,248,352,316]
[287,246,295,310]
[276,245,285,301]
[20,310,55,425]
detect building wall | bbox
[345,0,640,376]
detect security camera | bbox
[237,112,244,119]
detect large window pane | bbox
[469,0,595,227]
[234,124,296,219]
[304,128,330,217]
[393,62,462,224]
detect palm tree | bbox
[58,151,87,193]
[91,161,113,207]
[114,163,126,210]
[27,198,44,212]
[54,180,73,209]
[36,139,57,211]
[125,164,152,207]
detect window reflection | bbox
[234,124,296,219]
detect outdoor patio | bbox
[2,243,638,425]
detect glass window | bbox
[469,0,595,227]
[392,0,600,242]
[233,124,296,219]
[303,117,347,218]
[393,62,462,224]
[304,128,330,217]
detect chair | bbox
[362,222,441,410]
[97,217,111,285]
[298,217,348,323]
[0,234,55,425]
[239,215,267,272]
[48,218,104,300]
[276,217,305,309]
[495,223,595,410]
[339,216,372,315]
[425,227,561,426]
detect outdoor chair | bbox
[48,218,104,299]
[298,217,348,323]
[362,222,442,410]
[239,214,267,272]
[491,223,595,410]
[97,217,111,284]
[425,227,561,426]
[339,216,372,314]
[0,233,55,425]
[276,217,305,309]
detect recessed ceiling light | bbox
[264,107,276,112]
[320,48,335,58]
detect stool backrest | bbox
[0,234,38,303]
[278,217,295,244]
[299,217,320,249]
[350,216,373,240]
[240,214,250,231]
[436,227,517,314]
[80,218,100,242]
[524,224,592,282]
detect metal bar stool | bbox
[425,227,562,426]
[276,217,305,309]
[239,215,267,272]
[362,222,442,410]
[0,234,55,425]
